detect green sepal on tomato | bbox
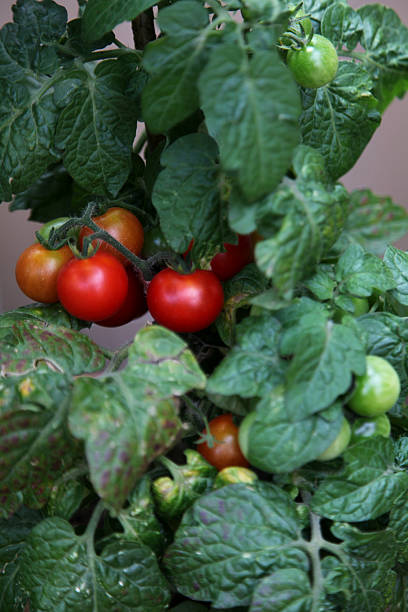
[57,251,129,322]
[287,34,338,89]
[347,355,401,417]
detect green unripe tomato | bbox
[141,226,170,258]
[316,417,351,461]
[351,413,391,442]
[348,355,401,417]
[287,34,338,89]
[37,217,79,243]
[334,296,370,322]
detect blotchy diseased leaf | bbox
[281,310,366,418]
[0,371,80,518]
[300,62,380,182]
[199,44,300,201]
[0,320,107,376]
[69,326,205,508]
[142,2,211,133]
[55,59,138,197]
[343,189,408,256]
[311,438,408,521]
[0,302,89,332]
[384,246,408,307]
[165,482,308,608]
[82,0,157,41]
[207,314,287,399]
[20,517,171,611]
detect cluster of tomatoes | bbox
[15,207,254,331]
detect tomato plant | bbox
[15,243,73,303]
[97,267,147,327]
[79,207,144,266]
[287,34,338,89]
[57,252,129,321]
[197,413,250,471]
[348,355,401,417]
[4,0,408,609]
[146,268,224,332]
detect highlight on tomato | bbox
[57,251,129,322]
[79,206,144,266]
[196,413,250,471]
[146,268,224,333]
[15,243,74,304]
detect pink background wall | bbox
[1,0,407,347]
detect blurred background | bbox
[1,0,407,348]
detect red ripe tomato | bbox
[197,413,250,471]
[79,207,144,266]
[97,267,147,327]
[146,268,224,333]
[57,252,128,322]
[15,243,73,304]
[210,234,253,281]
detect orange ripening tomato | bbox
[15,243,73,304]
[79,207,144,266]
[197,413,250,471]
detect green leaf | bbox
[152,134,228,255]
[69,326,205,508]
[199,44,300,201]
[0,371,80,518]
[142,2,211,133]
[216,264,269,346]
[254,180,348,297]
[55,59,138,197]
[389,489,408,564]
[0,302,90,331]
[383,246,408,307]
[164,482,308,608]
[0,320,107,376]
[0,506,42,611]
[336,243,396,297]
[358,4,408,111]
[303,265,336,301]
[82,0,157,41]
[250,568,313,612]
[321,4,363,51]
[300,62,381,182]
[207,314,287,398]
[342,189,408,256]
[244,391,344,473]
[311,438,408,521]
[19,517,171,610]
[281,310,366,417]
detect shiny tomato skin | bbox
[348,355,401,417]
[197,414,250,471]
[147,268,224,333]
[287,34,338,89]
[79,207,144,266]
[210,234,254,281]
[97,267,147,327]
[57,252,128,322]
[15,243,73,304]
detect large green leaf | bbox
[299,62,380,182]
[311,438,408,521]
[19,517,171,610]
[244,391,344,473]
[165,482,308,608]
[250,568,314,612]
[207,314,287,399]
[335,242,395,297]
[142,2,211,133]
[199,44,300,201]
[82,0,157,41]
[152,133,228,256]
[55,59,138,197]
